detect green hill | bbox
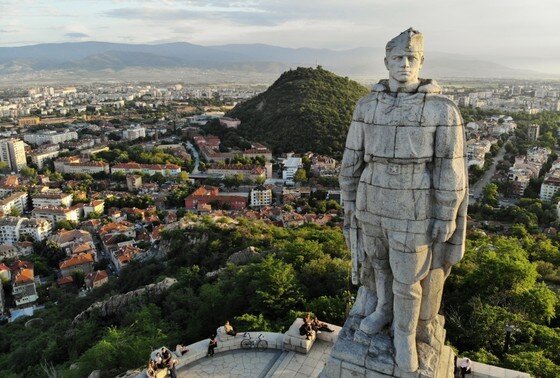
[228,66,369,159]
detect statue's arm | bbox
[339,105,366,206]
[431,100,467,240]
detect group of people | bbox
[207,320,237,357]
[147,347,178,378]
[299,313,334,340]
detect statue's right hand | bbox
[343,201,356,228]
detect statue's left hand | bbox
[431,219,456,242]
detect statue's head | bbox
[384,28,424,85]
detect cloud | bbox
[65,32,90,38]
[104,5,277,26]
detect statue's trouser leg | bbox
[417,252,452,347]
[389,232,431,373]
[358,224,393,334]
[419,267,445,322]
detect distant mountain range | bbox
[0,41,554,85]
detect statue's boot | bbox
[358,268,393,335]
[349,286,377,317]
[393,279,422,373]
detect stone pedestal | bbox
[321,312,454,378]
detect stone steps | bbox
[262,350,290,378]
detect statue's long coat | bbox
[340,79,468,284]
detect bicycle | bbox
[240,332,268,351]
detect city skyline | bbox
[0,0,559,74]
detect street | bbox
[469,139,509,203]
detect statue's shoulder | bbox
[353,90,379,121]
[357,91,379,106]
[421,81,462,126]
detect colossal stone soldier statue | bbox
[324,28,467,377]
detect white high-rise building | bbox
[0,139,27,172]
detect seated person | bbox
[154,353,165,370]
[460,357,472,377]
[207,334,218,357]
[147,359,158,378]
[176,344,189,356]
[161,348,171,363]
[224,320,237,336]
[299,319,314,340]
[311,316,334,333]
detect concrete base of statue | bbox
[321,298,454,378]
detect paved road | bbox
[184,141,200,174]
[470,140,508,203]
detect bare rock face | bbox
[227,246,262,265]
[72,277,177,325]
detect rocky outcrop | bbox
[205,246,263,279]
[72,277,177,325]
[227,246,262,265]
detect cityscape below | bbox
[1,4,560,377]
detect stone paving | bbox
[177,339,333,377]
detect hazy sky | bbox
[1,0,559,72]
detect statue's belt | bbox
[365,157,432,175]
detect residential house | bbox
[32,206,80,223]
[282,157,303,181]
[11,261,38,308]
[111,162,181,176]
[184,186,247,211]
[111,245,142,273]
[50,229,97,260]
[82,200,104,218]
[85,270,109,289]
[32,192,73,208]
[0,191,28,214]
[250,185,273,208]
[59,253,94,277]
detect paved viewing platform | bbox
[123,317,531,378]
[178,339,332,377]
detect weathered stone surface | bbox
[227,245,262,265]
[72,277,177,325]
[325,27,466,377]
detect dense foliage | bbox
[444,232,560,377]
[0,216,350,377]
[228,67,369,159]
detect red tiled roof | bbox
[57,276,74,286]
[13,268,34,284]
[85,269,108,284]
[59,253,94,269]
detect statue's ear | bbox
[384,57,389,70]
[419,55,425,70]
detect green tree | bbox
[504,351,560,378]
[294,168,307,183]
[241,255,301,318]
[481,183,499,207]
[20,166,37,178]
[233,313,272,332]
[178,171,190,182]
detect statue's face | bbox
[384,48,423,84]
